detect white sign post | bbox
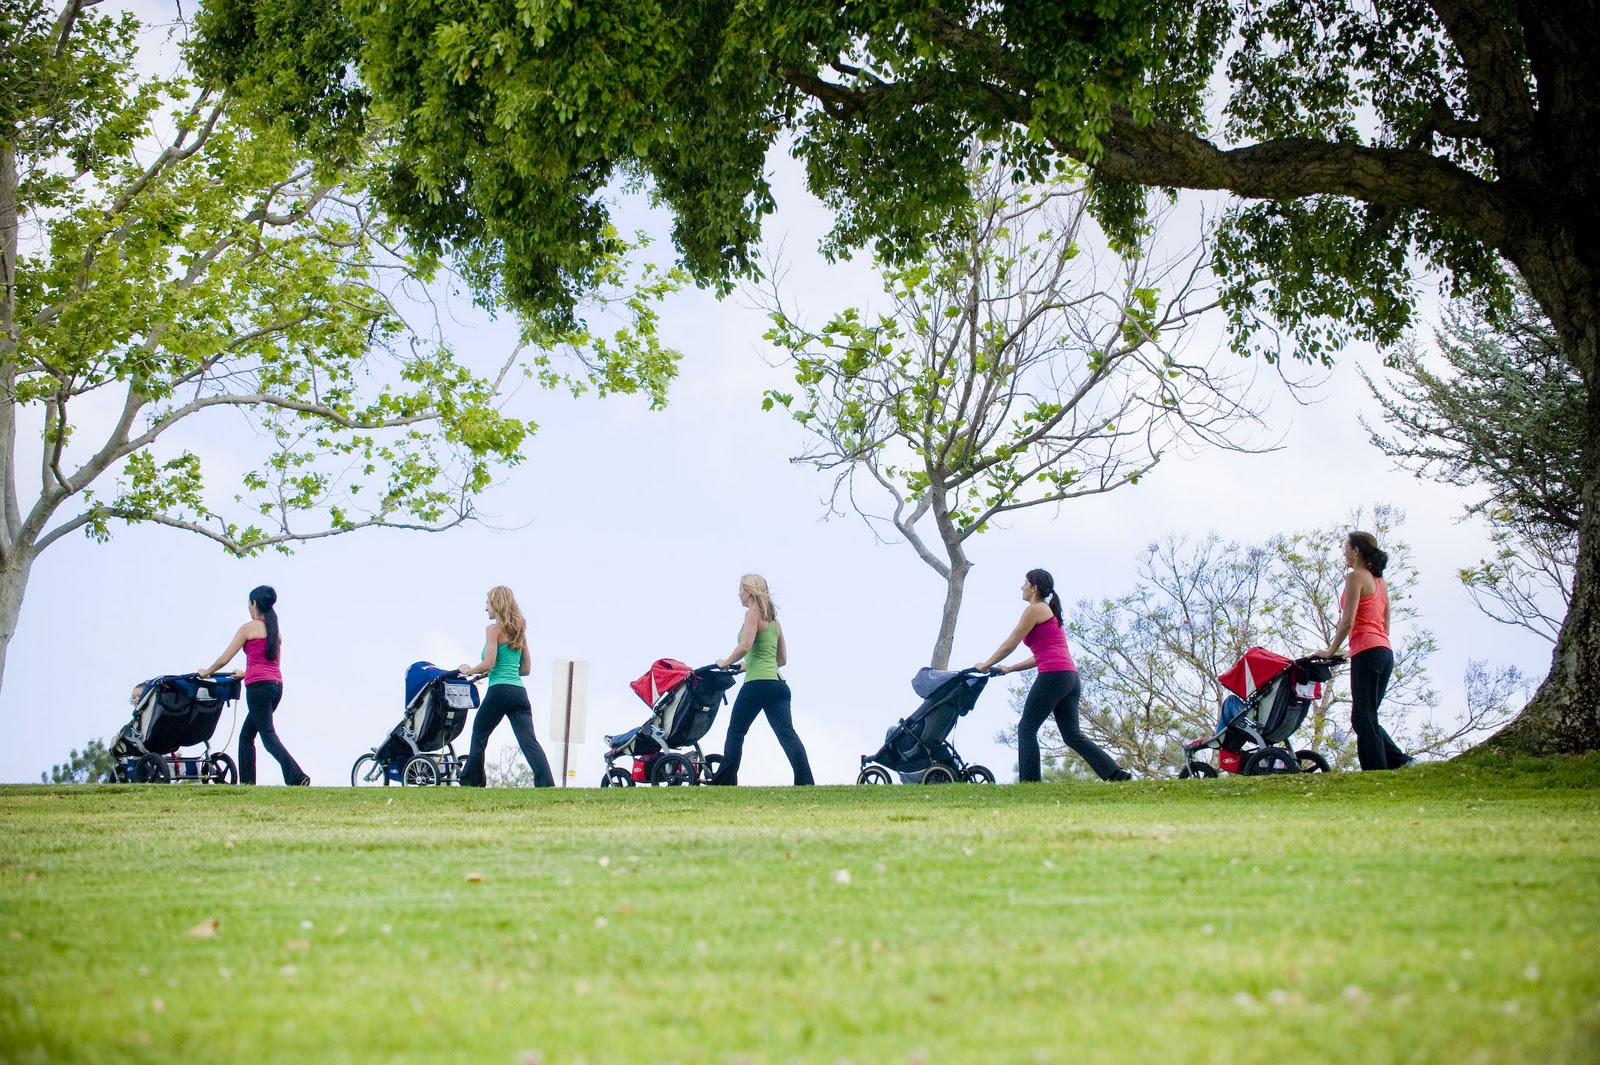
[549,659,589,787]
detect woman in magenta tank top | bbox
[976,568,1129,782]
[1315,531,1412,771]
[197,586,308,785]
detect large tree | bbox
[191,0,1600,752]
[1366,290,1581,644]
[0,0,679,688]
[762,163,1256,668]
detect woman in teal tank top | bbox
[709,574,814,785]
[457,585,554,787]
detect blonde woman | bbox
[710,574,814,785]
[457,586,554,787]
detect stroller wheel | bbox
[402,755,440,787]
[1241,748,1299,776]
[920,765,957,785]
[962,765,996,784]
[856,766,892,786]
[601,768,634,788]
[135,754,171,784]
[351,753,391,787]
[1178,760,1218,779]
[207,753,238,785]
[1296,749,1332,773]
[650,753,695,786]
[698,754,724,785]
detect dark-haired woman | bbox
[1316,532,1413,771]
[198,585,309,786]
[976,569,1130,782]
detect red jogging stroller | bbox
[1179,648,1343,777]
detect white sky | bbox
[0,4,1558,784]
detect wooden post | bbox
[560,659,575,787]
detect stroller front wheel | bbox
[1178,760,1218,779]
[600,768,634,787]
[350,753,390,787]
[856,766,892,786]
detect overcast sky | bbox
[0,4,1559,784]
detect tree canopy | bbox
[189,0,1600,753]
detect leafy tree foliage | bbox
[191,0,1600,752]
[763,163,1258,667]
[41,738,114,784]
[0,1,680,689]
[1366,292,1580,643]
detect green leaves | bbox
[5,5,683,561]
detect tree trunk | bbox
[0,547,34,694]
[930,560,971,670]
[1478,357,1600,754]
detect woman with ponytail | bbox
[457,586,555,788]
[976,569,1130,782]
[1316,532,1414,770]
[198,585,309,785]
[709,574,814,785]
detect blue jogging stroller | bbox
[351,662,480,786]
[110,674,243,783]
[857,667,997,784]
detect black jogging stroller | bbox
[857,667,998,784]
[110,674,243,783]
[1178,647,1343,777]
[600,659,739,786]
[351,662,480,786]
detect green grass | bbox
[3,758,1599,1065]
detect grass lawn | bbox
[2,757,1598,1065]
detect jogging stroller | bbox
[350,662,480,786]
[599,660,738,786]
[857,667,997,785]
[109,674,242,783]
[1179,648,1342,777]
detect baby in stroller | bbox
[1180,647,1342,777]
[857,667,997,784]
[600,659,739,786]
[350,662,480,786]
[110,674,243,783]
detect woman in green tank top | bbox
[709,574,814,785]
[456,585,555,787]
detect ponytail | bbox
[1024,568,1064,626]
[249,585,280,661]
[1347,532,1388,578]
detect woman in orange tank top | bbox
[1316,532,1413,771]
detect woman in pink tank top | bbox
[976,568,1129,782]
[1316,532,1412,771]
[197,586,308,785]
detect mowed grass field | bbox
[2,758,1598,1065]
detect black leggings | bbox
[1018,670,1121,781]
[711,680,814,785]
[1349,646,1409,770]
[460,684,555,787]
[240,681,307,785]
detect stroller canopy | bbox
[406,661,457,706]
[1218,647,1292,700]
[630,659,693,706]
